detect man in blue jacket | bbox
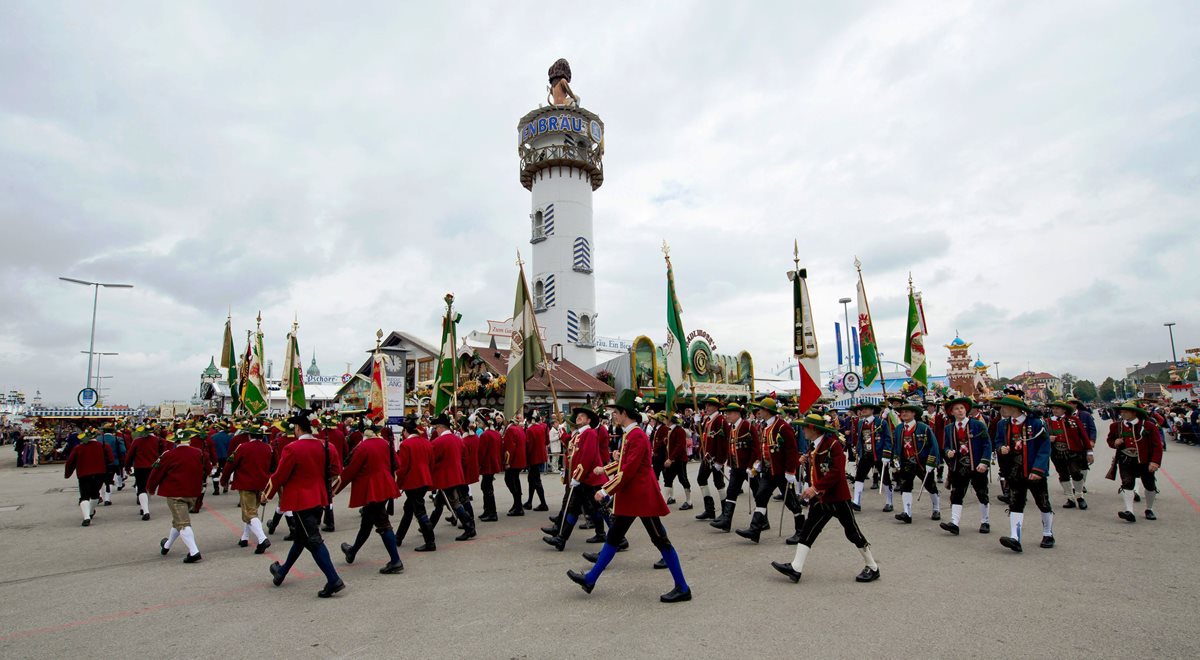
[97,424,126,506]
[891,403,941,524]
[939,397,992,535]
[211,424,232,495]
[993,395,1053,553]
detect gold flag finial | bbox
[256,311,262,327]
[375,328,383,348]
[854,256,862,272]
[793,239,799,270]
[515,249,524,268]
[661,240,670,258]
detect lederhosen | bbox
[947,422,988,505]
[1116,423,1157,493]
[1048,418,1086,484]
[751,420,802,516]
[1005,422,1051,514]
[695,416,727,491]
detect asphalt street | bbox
[0,418,1197,658]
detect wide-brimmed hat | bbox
[796,413,839,435]
[653,411,671,423]
[852,401,883,414]
[752,397,780,414]
[1068,398,1086,407]
[1049,400,1074,412]
[896,403,924,415]
[431,414,452,428]
[572,405,599,425]
[606,389,639,416]
[1115,402,1149,419]
[945,397,975,412]
[993,395,1031,413]
[701,397,723,409]
[721,402,745,414]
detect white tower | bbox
[517,59,604,367]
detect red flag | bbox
[366,350,386,422]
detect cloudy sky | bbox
[2,1,1197,405]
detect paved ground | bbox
[0,418,1197,658]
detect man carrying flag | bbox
[221,314,240,415]
[241,313,269,416]
[503,256,550,515]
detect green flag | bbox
[904,288,928,387]
[504,268,545,420]
[241,316,268,415]
[221,317,240,414]
[433,294,460,416]
[282,327,307,409]
[855,261,881,386]
[663,251,689,414]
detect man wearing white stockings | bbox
[993,396,1054,553]
[149,428,209,563]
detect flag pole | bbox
[518,251,561,421]
[856,258,887,398]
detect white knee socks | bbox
[1009,512,1024,540]
[101,487,111,503]
[1145,490,1157,511]
[1060,480,1072,497]
[164,527,180,549]
[790,544,810,572]
[979,502,990,524]
[859,546,878,570]
[902,492,913,515]
[179,526,199,555]
[1122,489,1135,513]
[138,493,150,514]
[885,486,894,506]
[1070,479,1081,498]
[1041,511,1054,537]
[249,517,267,543]
[240,523,250,542]
[951,504,962,525]
[79,501,90,521]
[853,482,864,506]
[930,493,941,513]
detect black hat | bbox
[572,405,599,425]
[431,414,452,428]
[606,389,639,416]
[287,409,315,428]
[852,401,883,414]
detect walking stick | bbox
[558,464,583,537]
[778,482,789,537]
[916,465,934,502]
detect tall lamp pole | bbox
[993,362,1000,381]
[1164,322,1178,365]
[60,277,133,391]
[838,297,853,374]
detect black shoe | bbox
[1082,485,1088,493]
[999,536,1023,553]
[855,567,880,583]
[617,538,630,551]
[653,558,667,570]
[479,514,499,522]
[283,532,295,541]
[160,537,169,555]
[1133,492,1142,503]
[771,561,802,583]
[380,561,404,574]
[1118,510,1136,523]
[269,561,286,586]
[735,525,761,543]
[81,519,91,527]
[567,570,595,594]
[679,502,693,511]
[1040,535,1055,549]
[1077,498,1088,510]
[445,516,457,527]
[849,502,861,512]
[541,525,560,535]
[660,586,692,603]
[103,500,112,507]
[223,486,229,494]
[895,513,912,524]
[266,520,278,535]
[666,497,676,505]
[1145,509,1157,520]
[931,511,941,521]
[506,508,524,517]
[212,487,219,496]
[183,552,202,564]
[455,529,477,542]
[238,539,249,548]
[340,542,357,564]
[582,551,598,563]
[321,524,335,533]
[255,538,271,555]
[772,493,784,501]
[1063,499,1076,509]
[785,532,803,546]
[317,580,345,598]
[523,502,533,510]
[870,479,880,490]
[543,535,566,551]
[533,504,549,512]
[141,513,150,521]
[997,494,1011,504]
[979,523,991,534]
[940,522,960,535]
[549,514,561,525]
[585,533,605,544]
[882,504,894,513]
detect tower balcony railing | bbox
[576,332,596,348]
[572,264,592,274]
[520,143,604,190]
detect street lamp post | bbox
[82,351,118,405]
[1164,322,1178,365]
[838,297,853,374]
[60,277,133,391]
[993,362,1000,381]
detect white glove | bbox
[924,465,934,475]
[569,479,580,488]
[597,489,608,499]
[754,461,763,473]
[785,473,798,484]
[891,459,900,470]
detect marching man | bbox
[736,398,804,544]
[64,431,114,526]
[219,425,273,554]
[1047,400,1093,510]
[993,395,1054,552]
[1106,402,1163,522]
[939,397,992,535]
[126,425,168,521]
[892,403,942,524]
[334,424,404,574]
[694,397,729,521]
[710,402,756,532]
[542,406,606,551]
[566,390,692,603]
[148,428,208,563]
[771,413,879,584]
[849,401,892,512]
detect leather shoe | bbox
[582,551,598,563]
[317,580,345,598]
[540,525,559,535]
[1118,510,1136,523]
[379,561,404,574]
[931,511,941,521]
[1040,535,1055,549]
[269,561,286,586]
[238,539,249,548]
[855,567,880,583]
[160,538,170,555]
[321,524,335,533]
[340,542,357,564]
[940,522,959,535]
[567,570,595,594]
[849,502,861,512]
[414,543,436,552]
[1144,509,1157,520]
[894,512,912,524]
[979,523,990,534]
[479,513,498,522]
[142,513,151,521]
[255,538,272,555]
[881,504,893,513]
[1063,498,1076,509]
[653,559,667,570]
[999,536,1023,553]
[454,530,477,542]
[585,533,605,544]
[543,535,566,551]
[771,561,801,583]
[660,586,692,603]
[1076,498,1088,510]
[533,504,549,512]
[183,552,202,564]
[506,509,524,517]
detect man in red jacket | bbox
[64,431,114,526]
[502,413,528,516]
[333,425,403,574]
[220,426,273,554]
[524,412,550,511]
[1108,403,1164,522]
[567,390,692,603]
[148,429,208,562]
[265,424,297,537]
[126,425,168,521]
[663,413,692,510]
[542,406,607,551]
[428,415,476,542]
[737,398,803,544]
[694,398,729,520]
[771,414,879,584]
[395,419,437,551]
[262,410,345,597]
[477,415,504,522]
